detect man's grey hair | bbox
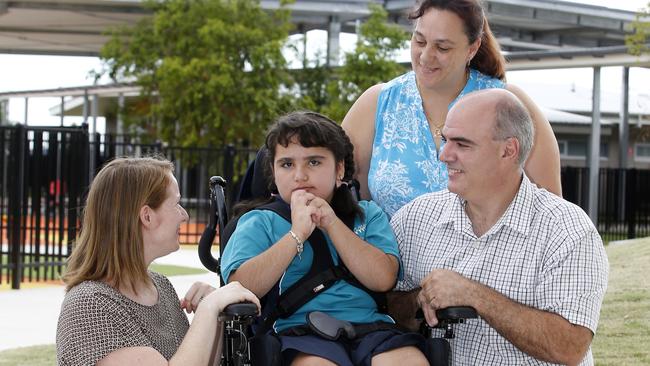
[493,96,535,167]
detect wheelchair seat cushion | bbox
[279,328,424,366]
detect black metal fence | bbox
[561,167,650,242]
[0,124,256,289]
[1,124,649,289]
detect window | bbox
[636,143,650,161]
[558,139,608,159]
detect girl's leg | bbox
[291,352,338,366]
[371,346,429,366]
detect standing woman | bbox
[56,157,259,366]
[342,0,561,217]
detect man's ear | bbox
[139,205,153,228]
[502,137,520,164]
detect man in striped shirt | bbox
[390,89,608,365]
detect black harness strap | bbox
[255,197,385,333]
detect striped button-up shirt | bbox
[392,175,608,365]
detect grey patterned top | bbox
[56,271,190,366]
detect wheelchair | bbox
[198,175,477,366]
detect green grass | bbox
[1,253,205,278]
[1,254,64,278]
[148,263,207,276]
[0,240,647,365]
[0,345,55,366]
[592,238,650,366]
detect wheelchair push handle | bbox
[198,176,228,274]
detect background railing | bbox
[1,124,648,288]
[0,124,257,289]
[561,166,650,242]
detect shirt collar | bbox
[439,193,474,235]
[482,174,533,237]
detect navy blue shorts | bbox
[279,328,425,366]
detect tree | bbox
[292,4,409,122]
[324,4,409,122]
[626,3,650,56]
[100,0,294,147]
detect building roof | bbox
[0,0,644,56]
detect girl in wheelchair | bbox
[220,111,427,366]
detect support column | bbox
[299,24,308,68]
[116,93,125,156]
[82,89,89,125]
[618,67,630,222]
[327,16,341,67]
[89,94,99,181]
[588,67,602,225]
[24,97,29,126]
[619,67,630,169]
[0,99,7,125]
[60,96,65,127]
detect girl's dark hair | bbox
[409,0,506,81]
[234,111,363,223]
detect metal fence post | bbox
[222,144,236,212]
[9,125,26,289]
[625,169,637,239]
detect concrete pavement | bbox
[0,246,220,351]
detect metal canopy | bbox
[0,0,643,56]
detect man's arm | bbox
[419,270,593,366]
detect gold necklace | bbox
[431,121,444,138]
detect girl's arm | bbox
[229,191,318,298]
[228,233,302,297]
[325,218,399,292]
[311,197,399,292]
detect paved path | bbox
[0,246,219,351]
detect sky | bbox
[0,0,648,128]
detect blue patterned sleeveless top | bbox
[368,69,505,217]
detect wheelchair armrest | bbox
[416,306,478,339]
[223,302,259,317]
[416,306,477,322]
[435,306,477,323]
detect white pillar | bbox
[116,93,125,156]
[0,99,7,124]
[82,89,89,125]
[588,67,602,225]
[24,97,29,126]
[619,67,630,169]
[327,16,341,67]
[60,96,65,127]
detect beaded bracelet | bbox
[288,230,304,260]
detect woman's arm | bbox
[97,282,259,366]
[341,84,383,200]
[506,84,563,196]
